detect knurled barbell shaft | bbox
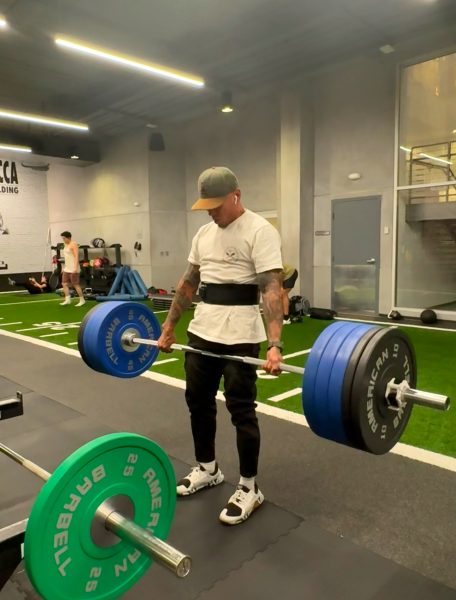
[130,335,304,374]
[126,335,449,411]
[0,442,191,578]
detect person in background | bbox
[281,263,298,324]
[158,166,284,525]
[8,275,51,295]
[60,231,85,307]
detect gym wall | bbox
[47,131,152,284]
[148,98,281,291]
[0,155,49,277]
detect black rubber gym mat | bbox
[196,521,456,600]
[0,414,112,528]
[0,391,81,438]
[123,459,302,599]
[0,377,30,399]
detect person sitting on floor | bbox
[8,275,52,295]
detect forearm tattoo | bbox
[257,270,283,340]
[164,263,200,328]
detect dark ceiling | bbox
[0,0,455,152]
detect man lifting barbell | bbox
[157,166,284,525]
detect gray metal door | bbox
[331,196,381,314]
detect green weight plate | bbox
[25,433,176,600]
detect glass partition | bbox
[396,52,456,313]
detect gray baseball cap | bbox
[191,166,239,210]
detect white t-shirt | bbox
[188,209,282,344]
[63,243,80,273]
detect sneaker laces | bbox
[232,485,249,505]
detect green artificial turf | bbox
[0,292,455,458]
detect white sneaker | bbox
[75,299,86,307]
[176,463,224,496]
[283,318,291,325]
[219,483,264,525]
[60,298,71,306]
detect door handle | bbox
[366,258,376,264]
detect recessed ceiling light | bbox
[55,36,205,88]
[220,91,234,113]
[0,108,89,131]
[0,16,7,29]
[452,129,456,134]
[379,44,395,55]
[0,143,32,153]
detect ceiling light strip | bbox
[55,36,204,88]
[0,143,32,153]
[0,108,88,131]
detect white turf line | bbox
[283,348,311,359]
[17,322,81,332]
[152,358,179,366]
[40,332,69,338]
[0,298,62,307]
[335,316,456,334]
[0,322,23,326]
[268,388,303,403]
[0,327,456,475]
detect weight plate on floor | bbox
[25,433,176,600]
[78,302,161,377]
[348,327,417,454]
[303,322,375,445]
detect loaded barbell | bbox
[0,432,191,600]
[78,302,450,455]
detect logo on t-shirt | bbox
[224,246,239,262]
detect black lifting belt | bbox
[199,282,260,305]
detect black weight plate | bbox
[349,327,417,454]
[341,325,382,449]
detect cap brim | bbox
[191,197,225,211]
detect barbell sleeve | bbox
[128,335,305,375]
[96,504,191,578]
[403,389,449,411]
[0,442,191,578]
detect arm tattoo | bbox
[257,270,283,341]
[164,263,200,329]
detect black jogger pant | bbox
[184,332,261,478]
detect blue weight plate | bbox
[80,302,161,378]
[303,322,375,444]
[316,323,378,444]
[303,321,349,436]
[78,311,101,372]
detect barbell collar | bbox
[127,334,305,375]
[385,379,450,412]
[0,442,191,578]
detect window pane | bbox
[399,54,456,186]
[396,190,456,310]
